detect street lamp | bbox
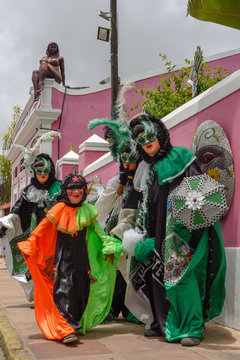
[97,27,110,42]
[97,0,118,118]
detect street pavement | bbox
[1,256,240,360]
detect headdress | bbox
[129,113,172,164]
[88,83,139,164]
[61,174,87,190]
[14,131,61,172]
[61,174,88,203]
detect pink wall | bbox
[79,150,108,171]
[168,90,240,248]
[51,89,110,161]
[59,164,77,180]
[85,161,119,185]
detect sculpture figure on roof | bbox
[32,42,65,101]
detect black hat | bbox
[61,174,88,203]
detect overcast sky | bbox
[0,0,239,149]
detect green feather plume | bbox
[88,118,131,160]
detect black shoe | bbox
[102,311,116,324]
[144,328,160,337]
[75,330,82,337]
[181,337,201,346]
[62,333,78,344]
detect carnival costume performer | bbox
[18,174,123,344]
[0,144,61,302]
[122,113,226,346]
[88,85,141,323]
[95,143,139,322]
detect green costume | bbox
[124,146,226,342]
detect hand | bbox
[0,226,7,238]
[104,254,114,265]
[119,170,128,186]
[119,168,135,186]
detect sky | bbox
[0,0,239,149]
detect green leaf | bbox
[187,0,240,30]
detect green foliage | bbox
[2,105,21,152]
[69,143,76,153]
[131,54,230,119]
[0,155,12,205]
[0,105,21,205]
[187,0,240,30]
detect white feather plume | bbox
[117,82,135,124]
[14,130,61,169]
[30,131,61,154]
[123,228,144,256]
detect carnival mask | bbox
[33,157,51,175]
[135,121,157,146]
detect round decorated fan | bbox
[168,174,228,231]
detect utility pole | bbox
[110,0,118,116]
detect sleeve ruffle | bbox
[91,218,123,255]
[101,235,123,255]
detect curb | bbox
[0,306,34,360]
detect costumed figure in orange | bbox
[18,174,123,344]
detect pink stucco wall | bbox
[168,90,240,248]
[59,164,77,180]
[79,150,108,171]
[85,161,119,185]
[51,89,110,161]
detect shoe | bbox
[126,311,142,324]
[181,337,201,346]
[144,328,160,337]
[102,311,116,324]
[62,333,78,344]
[75,330,82,337]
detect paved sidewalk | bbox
[1,257,240,360]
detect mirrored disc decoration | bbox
[169,174,228,231]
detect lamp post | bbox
[97,0,119,118]
[110,0,118,116]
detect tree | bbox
[0,105,21,205]
[131,54,230,119]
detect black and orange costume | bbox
[18,174,123,342]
